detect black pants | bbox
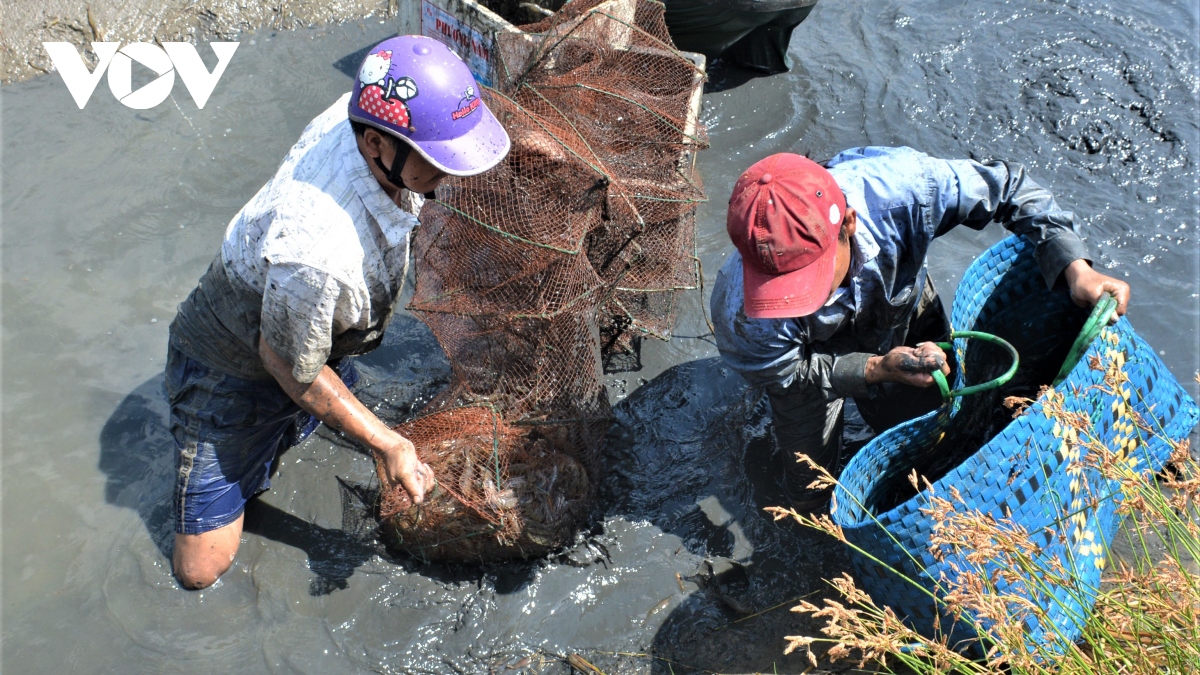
[766,279,951,496]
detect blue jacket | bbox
[711,146,1089,398]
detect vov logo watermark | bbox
[42,42,239,110]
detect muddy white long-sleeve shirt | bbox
[170,93,421,383]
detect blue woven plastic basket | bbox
[831,236,1200,654]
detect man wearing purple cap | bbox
[711,147,1130,509]
[165,36,511,588]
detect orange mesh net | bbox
[377,0,708,561]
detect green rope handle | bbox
[931,331,1020,401]
[1052,292,1118,386]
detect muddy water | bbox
[2,2,1197,673]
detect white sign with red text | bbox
[420,0,494,86]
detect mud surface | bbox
[2,0,403,84]
[3,1,1198,673]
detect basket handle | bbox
[931,331,1020,401]
[1052,292,1118,386]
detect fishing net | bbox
[376,0,708,562]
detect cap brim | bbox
[403,105,511,177]
[742,247,837,319]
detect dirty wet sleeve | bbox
[935,158,1091,287]
[715,309,870,399]
[796,348,873,400]
[761,347,872,400]
[260,263,343,384]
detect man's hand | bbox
[1063,259,1130,319]
[377,435,436,504]
[865,342,951,387]
[258,336,438,505]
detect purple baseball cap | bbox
[349,35,510,176]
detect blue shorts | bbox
[165,346,359,535]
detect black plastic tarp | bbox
[663,0,818,74]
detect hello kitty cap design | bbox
[358,50,392,85]
[349,35,510,177]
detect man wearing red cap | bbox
[711,146,1130,509]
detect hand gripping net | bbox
[376,0,708,562]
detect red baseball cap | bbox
[726,153,846,319]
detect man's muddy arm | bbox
[258,336,434,502]
[938,158,1090,289]
[941,159,1130,315]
